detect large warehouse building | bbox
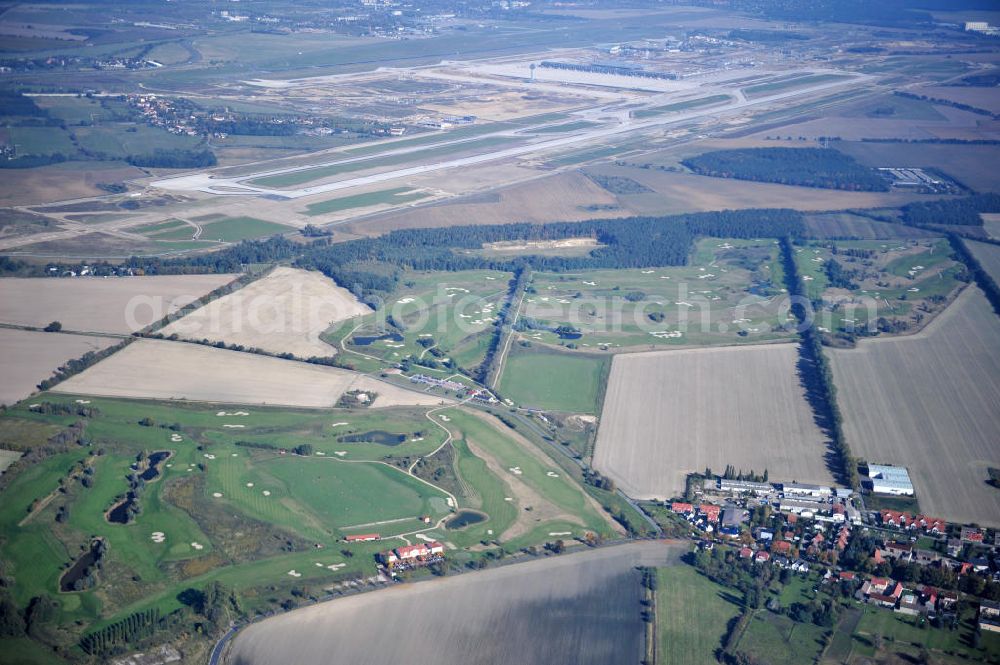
[866,464,914,496]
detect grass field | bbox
[518,238,793,350]
[303,187,429,216]
[497,345,607,414]
[7,126,76,156]
[829,287,1000,527]
[656,566,741,665]
[743,74,850,98]
[735,611,827,664]
[328,268,512,374]
[632,94,731,119]
[197,217,291,242]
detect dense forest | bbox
[7,210,804,306]
[900,193,1000,228]
[126,149,217,169]
[682,148,890,192]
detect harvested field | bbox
[835,141,1000,193]
[0,329,117,405]
[53,339,448,409]
[160,267,370,358]
[0,274,237,334]
[345,171,627,235]
[983,214,1000,240]
[918,87,1000,115]
[829,287,1000,527]
[225,542,678,665]
[594,343,834,499]
[966,239,1000,285]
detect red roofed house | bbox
[345,533,380,543]
[839,571,856,581]
[700,504,721,523]
[772,540,792,555]
[739,547,753,559]
[671,502,694,515]
[873,548,885,565]
[916,516,946,534]
[862,577,904,608]
[961,527,984,543]
[881,509,911,528]
[835,527,850,551]
[755,551,771,563]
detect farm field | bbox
[966,239,1000,284]
[0,329,117,405]
[496,345,607,414]
[802,212,936,240]
[828,287,1000,527]
[160,267,371,358]
[224,541,677,665]
[0,274,238,334]
[835,141,1000,193]
[594,343,835,499]
[518,238,793,351]
[983,214,1000,240]
[792,238,964,335]
[53,339,450,408]
[656,565,741,665]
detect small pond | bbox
[139,450,171,482]
[60,538,104,592]
[352,332,404,346]
[445,510,487,530]
[337,431,407,446]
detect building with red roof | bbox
[671,502,694,514]
[700,504,721,523]
[345,533,380,542]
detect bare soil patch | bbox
[829,288,1000,527]
[53,339,449,409]
[594,343,835,499]
[0,328,117,405]
[0,274,237,334]
[160,267,370,357]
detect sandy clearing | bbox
[829,287,1000,527]
[52,339,450,409]
[0,328,118,406]
[160,267,370,358]
[225,541,681,665]
[594,343,835,499]
[0,274,238,334]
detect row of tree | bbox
[682,147,890,192]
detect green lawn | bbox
[198,217,291,242]
[735,612,827,664]
[656,566,742,665]
[304,187,429,216]
[8,126,76,156]
[498,345,607,414]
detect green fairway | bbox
[304,187,429,216]
[498,345,606,414]
[198,216,291,242]
[656,566,742,665]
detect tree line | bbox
[681,147,891,192]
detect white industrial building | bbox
[866,464,914,496]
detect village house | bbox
[860,577,904,608]
[961,526,985,544]
[979,600,1000,633]
[378,541,445,568]
[345,533,380,543]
